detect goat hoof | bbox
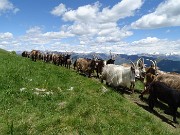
[173,119,178,124]
[149,107,154,112]
[130,91,134,94]
[164,110,172,115]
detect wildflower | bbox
[20,88,26,92]
[45,91,53,95]
[58,87,62,91]
[68,87,74,91]
[35,88,46,92]
[34,92,39,95]
[102,86,108,93]
[58,101,67,108]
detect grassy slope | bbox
[0,49,179,135]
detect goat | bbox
[30,50,39,62]
[101,61,140,93]
[148,81,180,123]
[139,59,158,98]
[76,58,96,77]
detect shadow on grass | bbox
[110,85,143,95]
[139,96,180,118]
[115,86,133,94]
[105,86,132,96]
[134,89,142,94]
[109,85,179,128]
[135,102,178,128]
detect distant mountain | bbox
[157,59,180,73]
[16,51,23,55]
[138,53,180,61]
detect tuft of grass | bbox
[0,49,180,134]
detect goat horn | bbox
[136,58,142,67]
[109,50,112,59]
[142,58,146,67]
[149,60,155,67]
[129,60,135,67]
[154,60,157,69]
[112,54,115,60]
[114,54,118,59]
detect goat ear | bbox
[152,75,155,80]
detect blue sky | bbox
[0,0,180,54]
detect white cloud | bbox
[56,0,142,45]
[131,0,180,29]
[0,32,13,40]
[63,2,100,22]
[1,31,180,55]
[0,32,15,50]
[26,26,42,34]
[46,37,180,55]
[50,3,67,16]
[21,26,74,45]
[62,0,143,23]
[43,31,74,39]
[98,0,143,23]
[0,27,74,51]
[0,0,19,15]
[132,37,160,44]
[66,23,98,36]
[126,37,180,54]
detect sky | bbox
[0,0,180,55]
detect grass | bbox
[0,49,180,134]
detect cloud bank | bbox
[50,0,143,45]
[131,0,180,29]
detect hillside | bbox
[0,49,180,134]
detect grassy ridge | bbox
[0,49,179,134]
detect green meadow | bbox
[0,49,179,135]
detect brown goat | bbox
[139,60,158,98]
[66,59,72,69]
[140,72,180,98]
[30,50,39,61]
[154,73,180,90]
[140,73,156,96]
[76,58,96,77]
[52,54,60,65]
[94,59,105,78]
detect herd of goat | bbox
[22,50,180,123]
